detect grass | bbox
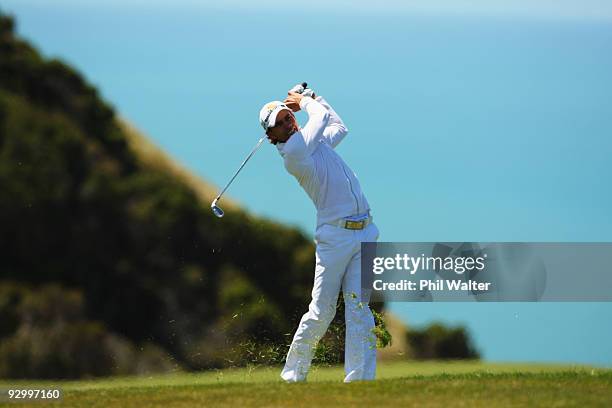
[1,361,610,407]
[119,119,230,207]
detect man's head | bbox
[259,101,298,145]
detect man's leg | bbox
[281,228,354,382]
[342,224,379,383]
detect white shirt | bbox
[276,96,370,227]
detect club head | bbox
[211,199,224,218]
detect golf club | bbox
[211,136,266,218]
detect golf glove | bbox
[288,83,315,98]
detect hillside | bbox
[0,11,318,378]
[119,119,236,209]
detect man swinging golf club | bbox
[259,83,380,383]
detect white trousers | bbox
[281,222,380,383]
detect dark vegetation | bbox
[407,323,480,360]
[0,11,318,378]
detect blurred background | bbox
[1,0,611,378]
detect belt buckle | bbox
[344,220,365,230]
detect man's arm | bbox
[316,96,348,149]
[282,93,329,158]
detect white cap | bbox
[259,101,291,131]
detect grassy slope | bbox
[119,119,236,208]
[2,361,610,407]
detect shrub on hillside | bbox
[0,283,176,379]
[407,322,480,360]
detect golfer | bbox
[259,86,380,383]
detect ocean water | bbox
[3,1,612,365]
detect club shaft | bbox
[214,136,265,202]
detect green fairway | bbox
[1,361,610,407]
